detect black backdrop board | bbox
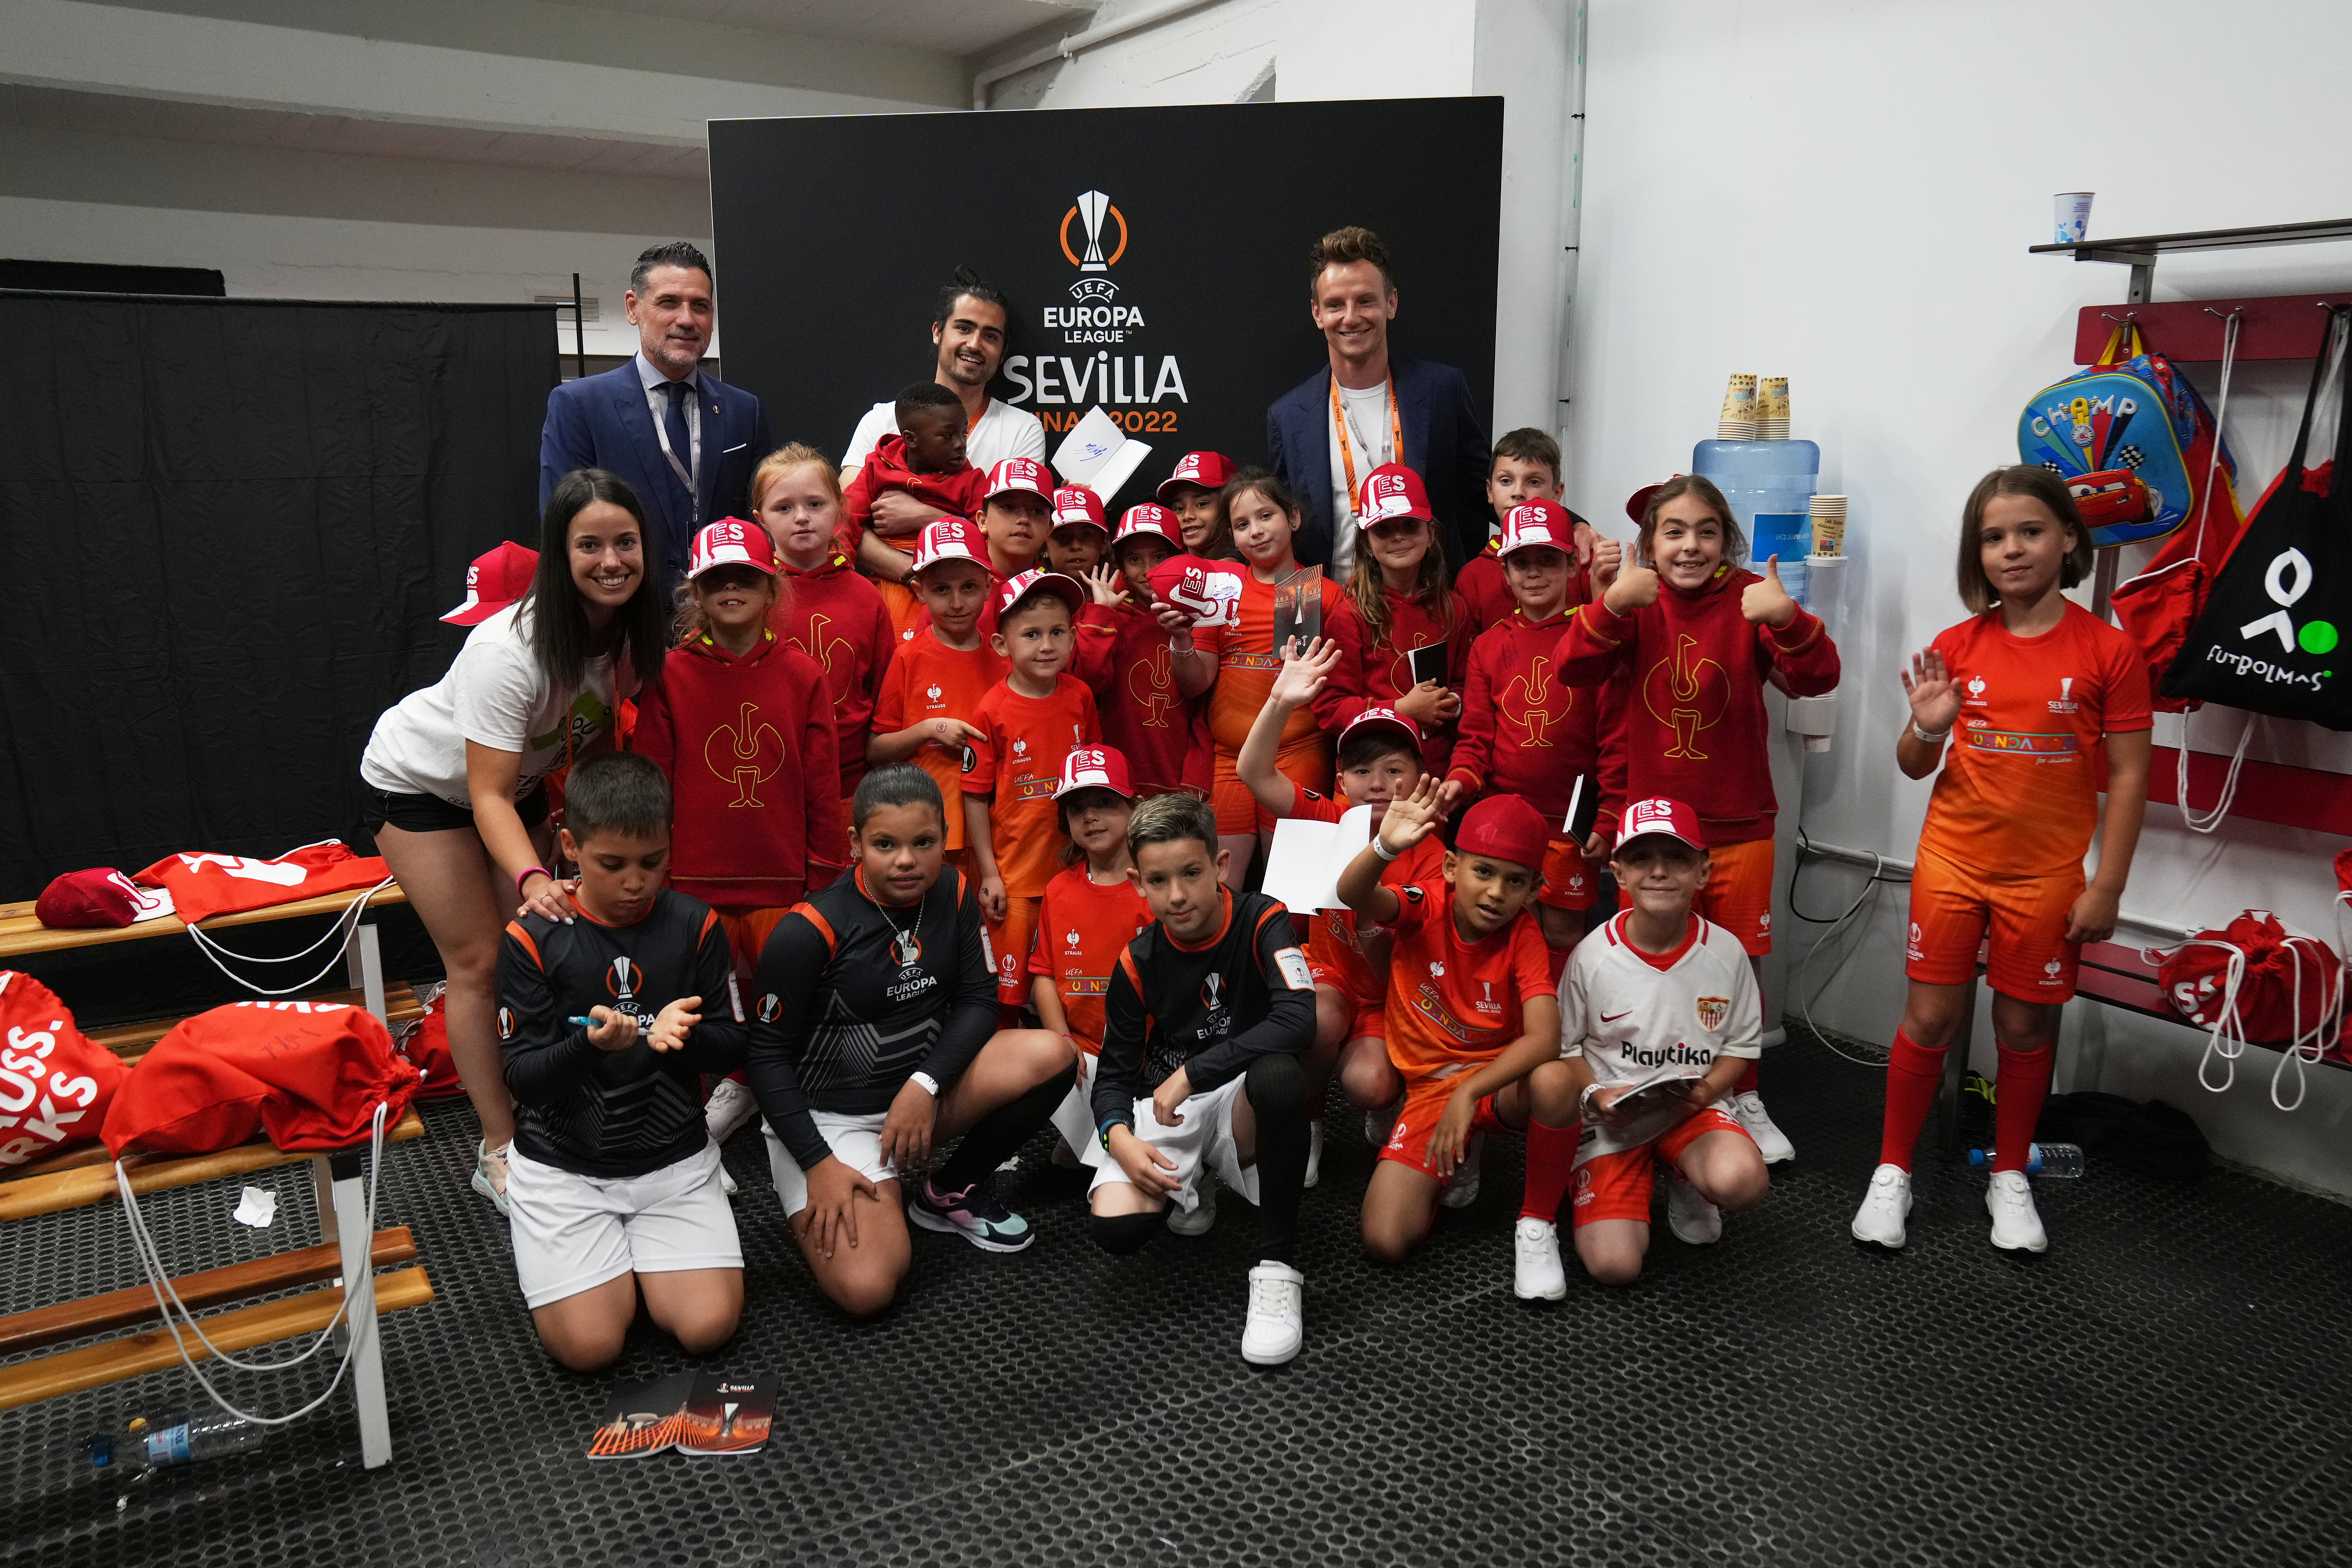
[710,98,1503,515]
[0,292,555,904]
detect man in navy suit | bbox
[538,241,770,586]
[1264,226,1491,580]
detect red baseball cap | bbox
[1356,463,1433,527]
[687,518,779,580]
[1148,554,1246,626]
[441,541,538,626]
[1455,794,1551,872]
[1340,706,1422,753]
[997,568,1088,621]
[912,518,988,575]
[36,868,177,929]
[985,456,1054,501]
[1157,450,1236,502]
[1051,486,1108,535]
[1498,500,1573,558]
[1053,745,1135,800]
[1115,503,1181,550]
[1615,796,1707,853]
[1626,476,1682,526]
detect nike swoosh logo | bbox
[1600,1009,1633,1023]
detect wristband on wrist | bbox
[1579,1082,1603,1115]
[1370,836,1402,863]
[515,867,547,902]
[1098,1119,1125,1154]
[908,1070,940,1098]
[1912,722,1952,745]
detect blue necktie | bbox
[662,379,696,521]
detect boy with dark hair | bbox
[845,382,991,635]
[964,570,1103,1009]
[1089,792,1318,1365]
[1071,502,1202,799]
[496,751,747,1373]
[1457,428,1607,637]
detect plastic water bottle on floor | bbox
[1966,1143,2085,1177]
[88,1410,266,1476]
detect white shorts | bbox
[1047,1051,1106,1171]
[1087,1073,1259,1214]
[505,1140,742,1311]
[762,1110,898,1218]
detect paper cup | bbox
[1718,374,1757,440]
[1809,494,1846,556]
[2054,192,2094,245]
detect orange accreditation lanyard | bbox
[1330,374,1403,522]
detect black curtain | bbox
[0,292,556,901]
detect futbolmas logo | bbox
[2224,545,2336,691]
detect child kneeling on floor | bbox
[1530,796,1770,1288]
[1089,792,1318,1366]
[496,751,747,1372]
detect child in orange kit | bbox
[1553,474,1840,1164]
[962,569,1103,1010]
[867,519,1007,875]
[1317,463,1472,777]
[844,382,991,636]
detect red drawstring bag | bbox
[389,985,466,1100]
[101,1000,421,1157]
[0,972,127,1167]
[131,841,393,926]
[2153,910,2343,1110]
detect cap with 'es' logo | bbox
[1115,503,1181,550]
[1615,796,1707,853]
[442,541,539,626]
[1498,500,1572,558]
[1158,450,1237,502]
[912,518,987,575]
[1340,706,1422,753]
[997,568,1089,621]
[1053,745,1135,800]
[985,456,1054,502]
[1356,463,1433,526]
[1051,487,1107,534]
[687,518,779,581]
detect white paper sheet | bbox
[1050,404,1153,499]
[1260,804,1376,913]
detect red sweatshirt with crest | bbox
[1076,599,1194,797]
[1313,587,1473,776]
[770,548,895,800]
[1553,569,1839,845]
[1445,608,1623,831]
[840,434,988,551]
[632,629,846,909]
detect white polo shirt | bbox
[843,396,1045,475]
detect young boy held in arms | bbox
[843,382,990,636]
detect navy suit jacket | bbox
[1264,352,1493,574]
[538,362,770,583]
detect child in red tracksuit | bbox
[1553,473,1840,1165]
[1445,500,1624,974]
[1317,463,1470,778]
[1455,428,1601,637]
[843,382,990,636]
[753,444,895,820]
[632,520,845,973]
[1072,502,1197,798]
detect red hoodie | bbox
[1446,608,1620,829]
[632,629,846,909]
[1554,568,1839,845]
[770,549,896,800]
[1076,598,1194,796]
[1314,586,1472,776]
[1457,528,1594,639]
[841,434,988,553]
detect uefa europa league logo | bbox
[1075,190,1112,272]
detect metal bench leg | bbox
[328,1148,391,1468]
[347,921,388,1025]
[1939,974,1979,1160]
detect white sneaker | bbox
[1985,1169,2049,1253]
[703,1076,760,1145]
[1440,1133,1484,1209]
[1730,1090,1794,1164]
[1665,1165,1722,1244]
[1850,1163,1912,1247]
[1241,1262,1305,1365]
[1167,1178,1217,1236]
[1364,1098,1401,1152]
[471,1139,511,1216]
[1512,1216,1567,1300]
[1305,1116,1324,1189]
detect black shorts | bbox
[363,782,549,838]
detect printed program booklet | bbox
[587,1373,775,1459]
[1575,1065,1706,1160]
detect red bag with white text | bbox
[0,972,126,1168]
[132,840,392,926]
[101,1000,420,1157]
[389,984,466,1100]
[2154,910,2342,1111]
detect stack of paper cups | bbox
[1756,377,1790,440]
[1809,494,1847,557]
[1717,374,1757,440]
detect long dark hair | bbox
[526,469,669,691]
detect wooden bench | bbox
[0,881,429,1467]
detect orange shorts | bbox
[716,907,794,980]
[1211,741,1333,836]
[1539,837,1600,912]
[1570,1105,1749,1229]
[875,575,924,640]
[1698,837,1774,956]
[983,893,1042,1006]
[1906,841,2083,1002]
[1379,1071,1510,1175]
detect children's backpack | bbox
[2018,322,2238,548]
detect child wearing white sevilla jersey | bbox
[1532,797,1770,1288]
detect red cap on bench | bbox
[36,868,177,929]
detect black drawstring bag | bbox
[2035,1092,2211,1182]
[2164,308,2352,727]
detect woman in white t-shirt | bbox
[360,468,671,1211]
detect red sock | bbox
[1521,1117,1578,1222]
[1993,1041,2054,1174]
[1879,1029,1946,1171]
[1734,1058,1759,1096]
